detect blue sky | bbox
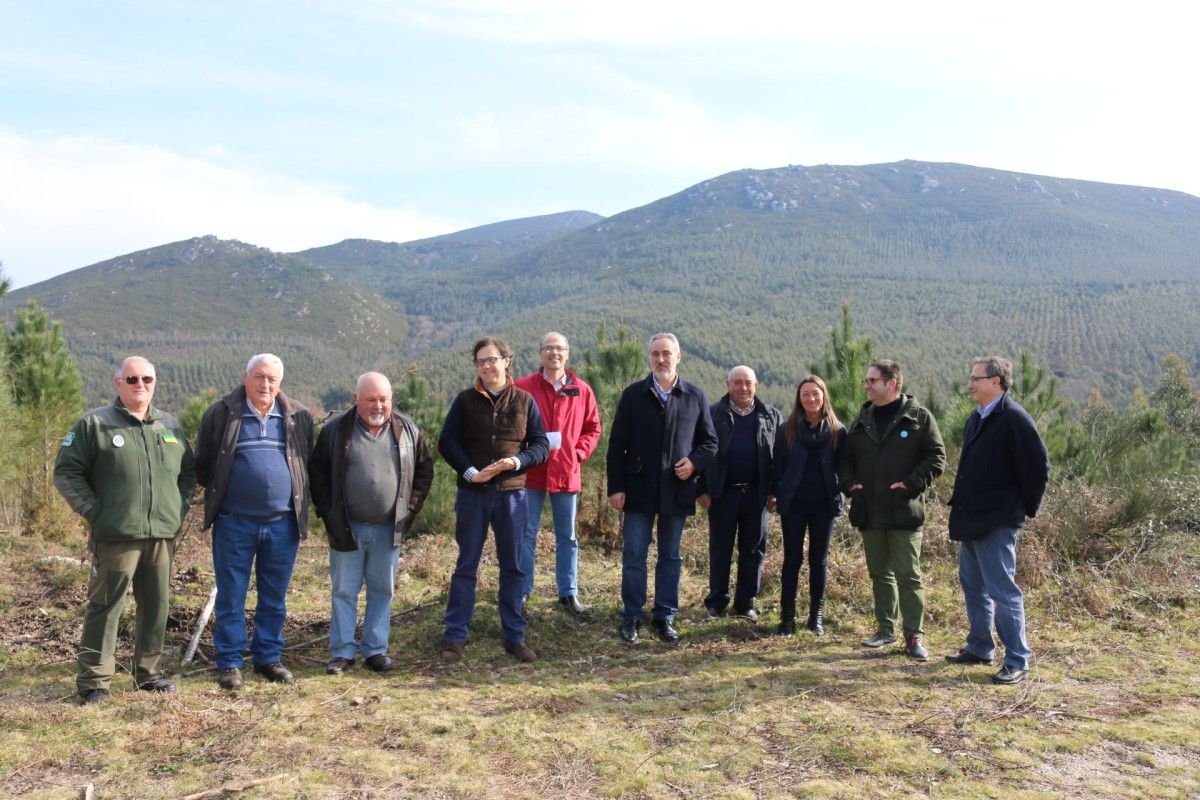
[2,1,1196,287]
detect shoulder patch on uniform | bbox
[162,433,178,444]
[62,432,75,447]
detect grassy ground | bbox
[1,506,1198,800]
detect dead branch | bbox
[172,773,287,800]
[181,586,218,666]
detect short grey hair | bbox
[115,356,154,378]
[972,356,1013,391]
[727,365,756,382]
[647,332,680,353]
[355,371,392,394]
[246,353,284,377]
[541,331,570,349]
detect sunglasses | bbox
[123,375,155,385]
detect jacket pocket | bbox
[891,490,925,529]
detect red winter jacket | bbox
[514,368,602,493]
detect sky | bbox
[2,0,1197,288]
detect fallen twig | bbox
[172,773,287,800]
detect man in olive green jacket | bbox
[55,356,196,704]
[838,359,946,660]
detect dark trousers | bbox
[779,503,836,621]
[704,486,768,614]
[443,487,528,645]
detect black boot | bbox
[777,618,796,637]
[805,600,824,637]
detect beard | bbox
[367,412,388,427]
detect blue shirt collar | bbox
[977,393,1004,420]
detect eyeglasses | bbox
[968,375,994,383]
[123,375,155,385]
[475,356,507,367]
[540,345,568,353]
[863,377,890,386]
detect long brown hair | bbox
[783,374,841,447]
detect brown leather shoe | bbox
[441,640,465,663]
[503,641,538,663]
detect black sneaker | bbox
[137,677,176,693]
[732,608,759,623]
[861,632,898,648]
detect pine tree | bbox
[3,300,85,504]
[810,302,874,423]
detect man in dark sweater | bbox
[697,366,781,621]
[438,337,549,663]
[607,333,718,643]
[945,357,1050,685]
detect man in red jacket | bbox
[515,332,602,616]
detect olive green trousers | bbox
[77,538,175,693]
[860,528,925,638]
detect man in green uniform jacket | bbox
[54,356,196,704]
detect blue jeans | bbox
[328,521,400,660]
[958,527,1032,670]
[621,512,685,623]
[211,512,300,669]
[704,488,768,614]
[520,489,579,598]
[444,487,527,645]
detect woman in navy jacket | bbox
[773,375,845,636]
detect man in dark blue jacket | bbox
[946,356,1050,685]
[697,365,781,622]
[607,333,718,643]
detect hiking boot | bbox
[80,688,109,705]
[253,663,294,683]
[137,677,176,693]
[217,668,242,690]
[905,634,929,661]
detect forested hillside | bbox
[4,161,1200,410]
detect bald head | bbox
[354,371,393,431]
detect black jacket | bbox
[697,394,781,508]
[195,385,314,536]
[309,408,435,551]
[773,421,846,516]
[606,374,718,516]
[948,392,1050,541]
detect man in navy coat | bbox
[607,333,718,643]
[946,356,1050,685]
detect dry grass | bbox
[1,503,1198,800]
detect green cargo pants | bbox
[860,528,925,638]
[77,538,175,693]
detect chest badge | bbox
[900,430,909,438]
[112,434,125,447]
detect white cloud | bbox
[0,130,466,288]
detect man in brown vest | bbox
[437,336,549,663]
